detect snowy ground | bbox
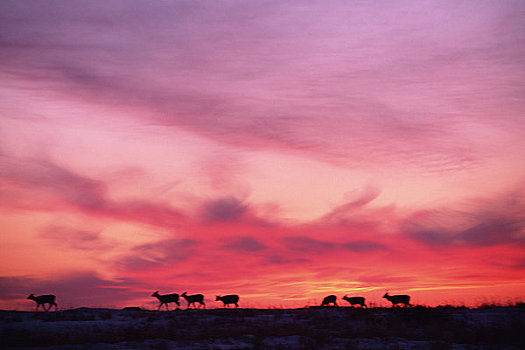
[1,306,524,349]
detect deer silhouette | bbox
[383,293,411,307]
[27,294,57,311]
[321,295,337,307]
[181,292,205,309]
[342,295,367,308]
[216,295,240,308]
[152,291,180,310]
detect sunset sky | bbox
[1,0,524,310]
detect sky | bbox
[1,0,524,309]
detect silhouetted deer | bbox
[383,293,411,307]
[216,294,239,308]
[342,295,367,308]
[152,291,180,310]
[181,292,205,309]
[321,295,337,306]
[27,294,57,311]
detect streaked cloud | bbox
[406,190,525,248]
[1,1,523,172]
[0,155,186,228]
[38,225,107,250]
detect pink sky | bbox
[1,0,524,309]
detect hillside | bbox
[1,306,524,349]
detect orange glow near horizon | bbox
[1,0,525,310]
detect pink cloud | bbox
[97,188,522,306]
[222,236,268,253]
[0,155,186,228]
[1,1,523,173]
[1,151,524,307]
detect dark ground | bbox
[1,305,524,349]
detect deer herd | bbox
[26,291,411,311]
[319,293,410,308]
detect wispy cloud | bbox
[0,155,186,227]
[118,239,199,270]
[1,1,523,173]
[343,241,387,253]
[223,236,267,252]
[283,236,336,253]
[38,225,107,250]
[319,185,381,223]
[406,190,525,248]
[282,236,387,254]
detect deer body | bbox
[181,292,205,309]
[152,291,180,310]
[383,293,411,307]
[27,294,57,311]
[321,295,337,306]
[342,296,366,308]
[216,294,239,308]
